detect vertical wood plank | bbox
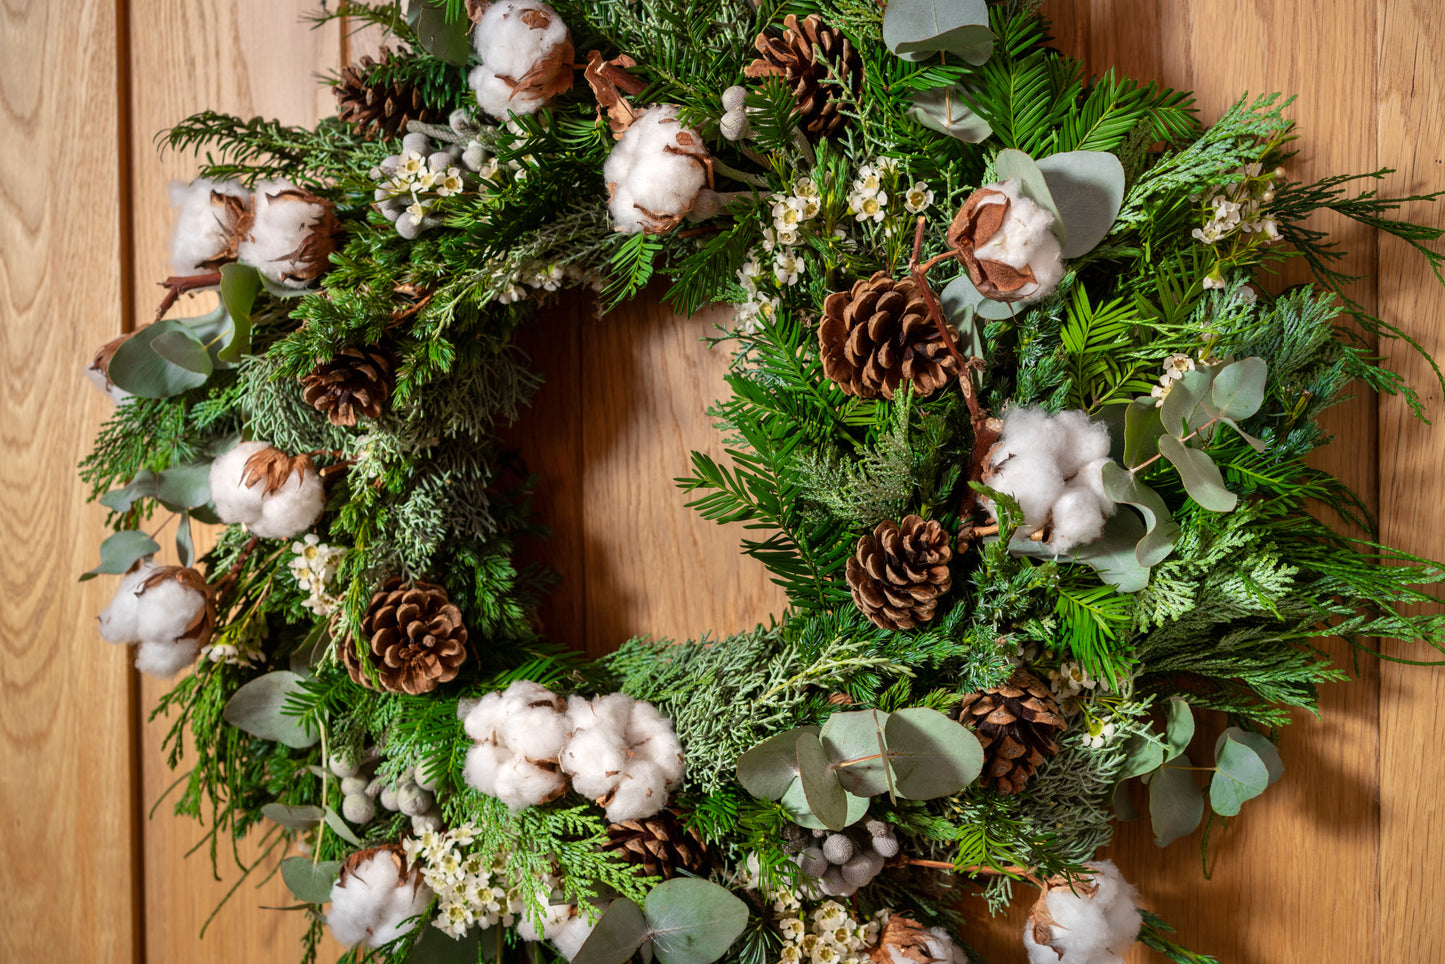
[1376,2,1445,961]
[0,0,138,961]
[124,2,343,960]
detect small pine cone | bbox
[819,272,959,400]
[342,578,469,695]
[334,46,445,140]
[957,671,1066,795]
[603,809,712,880]
[846,515,953,630]
[301,345,396,427]
[744,14,862,139]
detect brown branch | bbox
[904,857,1043,889]
[155,272,223,322]
[209,534,260,603]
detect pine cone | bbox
[957,671,1066,795]
[744,14,862,139]
[846,515,953,630]
[300,345,396,427]
[819,272,959,400]
[334,46,445,140]
[342,579,469,695]
[603,809,711,880]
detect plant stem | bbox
[156,272,224,321]
[1129,418,1221,474]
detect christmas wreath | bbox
[81,1,1445,962]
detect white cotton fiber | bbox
[135,638,202,677]
[462,680,571,808]
[604,106,709,233]
[326,850,433,949]
[986,407,1118,555]
[516,902,575,943]
[492,755,568,809]
[550,910,600,961]
[469,0,571,119]
[238,179,332,287]
[463,740,509,797]
[209,440,271,524]
[250,469,325,539]
[560,693,684,821]
[973,179,1065,306]
[1023,861,1141,964]
[168,178,250,275]
[98,562,157,645]
[463,691,507,742]
[134,577,207,643]
[558,725,627,800]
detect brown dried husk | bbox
[89,333,132,390]
[253,186,343,285]
[1026,873,1101,953]
[946,187,1038,302]
[868,915,943,964]
[242,447,316,497]
[845,514,953,630]
[494,7,575,109]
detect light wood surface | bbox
[1,2,1441,962]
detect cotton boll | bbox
[493,755,568,809]
[135,577,208,644]
[987,452,1064,526]
[1042,488,1109,556]
[1024,861,1141,964]
[972,179,1065,305]
[209,440,271,525]
[1075,457,1115,511]
[326,847,433,949]
[135,638,201,677]
[167,178,251,274]
[1051,409,1111,477]
[98,562,157,645]
[550,911,599,961]
[604,106,710,234]
[238,179,341,288]
[469,0,573,120]
[600,761,667,822]
[464,740,509,797]
[994,407,1064,465]
[559,726,627,800]
[923,928,970,964]
[516,902,575,943]
[462,691,507,742]
[250,468,325,539]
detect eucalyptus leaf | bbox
[1036,151,1126,258]
[415,926,490,964]
[884,707,983,799]
[1116,733,1168,782]
[412,0,472,66]
[1220,417,1268,453]
[940,273,1017,321]
[100,470,159,513]
[1164,697,1195,760]
[1210,730,1272,817]
[1113,780,1139,821]
[645,878,749,964]
[80,529,159,581]
[572,899,648,964]
[155,462,212,509]
[1100,463,1180,566]
[280,857,341,904]
[1211,356,1268,420]
[176,513,195,568]
[782,784,869,830]
[796,731,847,830]
[108,319,211,398]
[737,726,817,800]
[995,149,1066,249]
[1160,369,1214,438]
[325,806,365,845]
[260,803,324,830]
[222,670,318,749]
[218,263,261,363]
[1219,727,1283,787]
[151,326,214,375]
[908,87,992,143]
[1068,510,1152,592]
[881,0,993,64]
[186,302,235,368]
[1123,398,1164,469]
[820,710,893,798]
[1158,435,1238,512]
[1146,763,1204,847]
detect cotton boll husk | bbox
[1024,861,1141,964]
[986,452,1064,526]
[98,561,157,644]
[209,440,270,525]
[326,851,433,949]
[1041,488,1110,555]
[167,178,249,274]
[135,638,201,677]
[238,179,332,288]
[1051,410,1111,477]
[83,362,132,404]
[973,179,1065,305]
[469,0,571,119]
[471,67,545,118]
[250,468,325,539]
[493,755,567,809]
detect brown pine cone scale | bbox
[334,46,445,140]
[846,515,953,630]
[956,671,1066,795]
[342,578,468,695]
[819,272,959,400]
[745,14,863,139]
[604,809,711,880]
[301,345,396,427]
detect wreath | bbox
[80,2,1445,963]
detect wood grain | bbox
[0,0,139,960]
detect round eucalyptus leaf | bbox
[1157,435,1238,513]
[280,856,341,904]
[1123,397,1164,468]
[1211,356,1268,420]
[1067,510,1151,593]
[644,878,749,964]
[884,707,984,799]
[940,273,1017,321]
[81,528,160,581]
[908,87,993,143]
[1160,368,1214,438]
[737,726,817,800]
[324,806,364,846]
[154,462,213,510]
[151,326,214,376]
[411,0,472,66]
[882,0,993,64]
[782,783,869,830]
[796,731,848,830]
[1100,462,1180,566]
[100,470,160,513]
[222,670,318,749]
[1217,727,1283,787]
[1209,730,1272,817]
[1146,762,1204,846]
[1036,150,1126,258]
[820,709,893,798]
[1163,697,1195,761]
[260,803,324,830]
[1112,780,1139,822]
[109,319,211,398]
[1115,733,1167,782]
[995,149,1066,249]
[572,899,648,964]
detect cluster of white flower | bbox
[373,133,472,239]
[1082,716,1118,749]
[1023,861,1142,964]
[199,631,263,667]
[461,681,685,821]
[208,440,325,540]
[772,896,880,964]
[1148,352,1198,406]
[493,260,603,304]
[98,561,212,677]
[400,826,531,939]
[847,158,894,223]
[326,846,433,949]
[1050,660,1104,700]
[1191,163,1283,289]
[983,407,1117,555]
[286,533,345,616]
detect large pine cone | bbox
[846,515,953,630]
[744,14,862,139]
[341,579,468,695]
[604,809,711,880]
[301,345,395,427]
[957,671,1066,795]
[819,272,959,400]
[334,46,445,140]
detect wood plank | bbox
[1375,1,1445,961]
[0,0,138,961]
[124,2,344,960]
